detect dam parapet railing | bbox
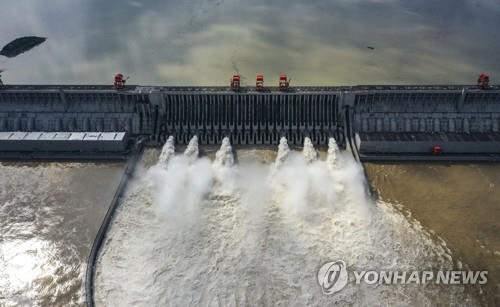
[1,84,500,159]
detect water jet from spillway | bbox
[214,137,234,168]
[158,136,175,167]
[213,137,236,194]
[302,137,317,163]
[274,137,290,169]
[147,134,213,225]
[184,136,199,161]
[327,137,340,170]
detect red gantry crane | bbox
[230,74,241,91]
[114,73,128,90]
[256,74,264,91]
[279,74,290,91]
[477,73,490,90]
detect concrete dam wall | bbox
[0,89,151,135]
[153,90,341,145]
[1,85,499,158]
[348,89,500,157]
[351,90,500,133]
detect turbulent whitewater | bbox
[95,137,480,306]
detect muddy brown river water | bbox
[1,154,499,306]
[0,162,125,307]
[364,162,500,306]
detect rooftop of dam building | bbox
[2,0,500,306]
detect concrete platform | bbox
[358,132,500,157]
[0,132,128,152]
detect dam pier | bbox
[1,84,500,160]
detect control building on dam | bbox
[1,84,500,159]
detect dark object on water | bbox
[367,46,375,50]
[0,36,46,58]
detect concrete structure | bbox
[0,84,499,158]
[347,89,500,157]
[0,131,128,152]
[156,90,341,145]
[357,132,500,154]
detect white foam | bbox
[95,144,480,307]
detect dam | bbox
[1,84,500,159]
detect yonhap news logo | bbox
[317,260,348,295]
[317,260,488,295]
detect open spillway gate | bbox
[1,84,500,159]
[155,91,342,146]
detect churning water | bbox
[95,137,481,306]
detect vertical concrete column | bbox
[148,90,165,141]
[493,117,499,133]
[376,118,383,132]
[97,118,104,131]
[55,118,62,131]
[383,117,390,132]
[463,118,470,133]
[390,118,397,132]
[126,118,133,132]
[484,118,492,133]
[412,118,419,132]
[449,118,455,132]
[434,118,440,132]
[441,118,448,132]
[83,118,90,131]
[14,118,20,131]
[425,118,432,132]
[28,118,35,131]
[70,118,77,131]
[419,118,426,132]
[455,118,462,133]
[368,118,375,132]
[405,118,412,132]
[111,118,117,131]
